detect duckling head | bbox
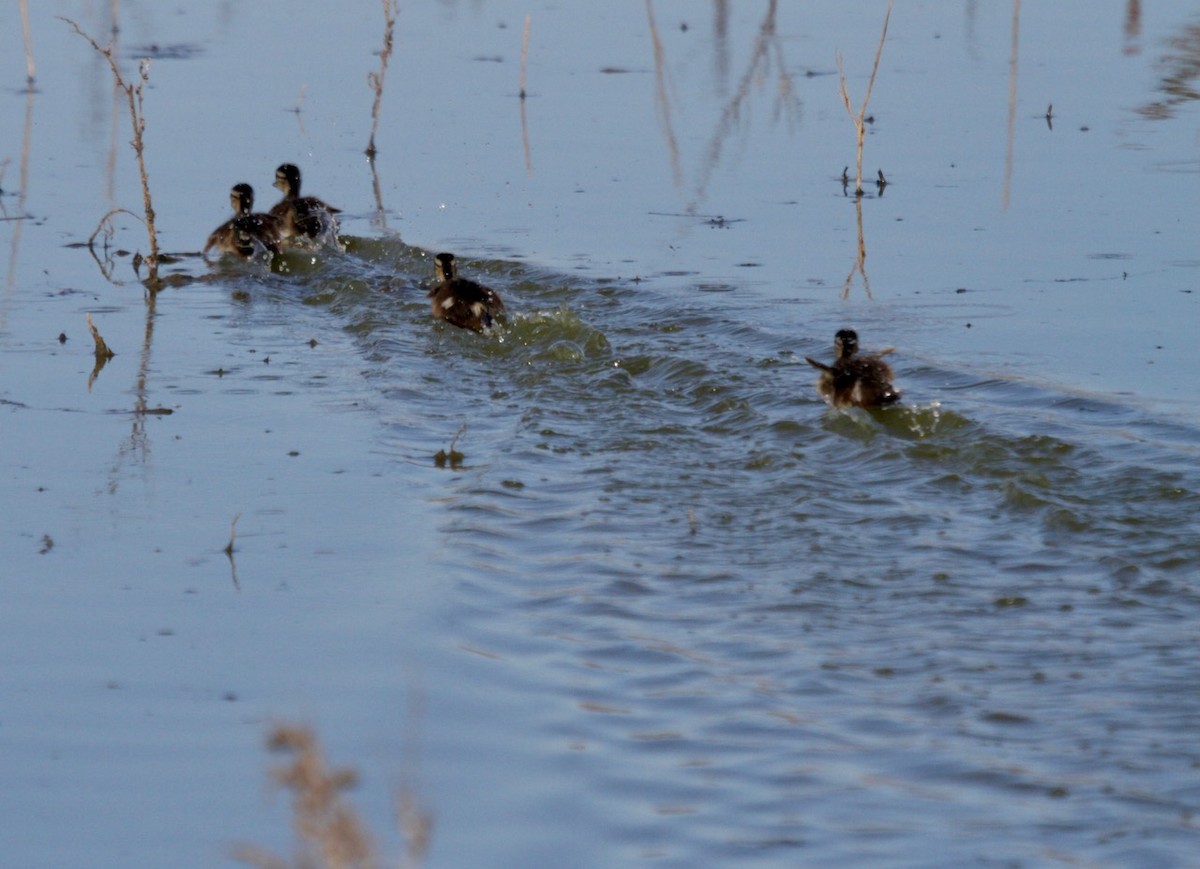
[435,252,458,282]
[230,183,255,215]
[834,328,859,361]
[274,163,301,196]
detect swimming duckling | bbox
[269,163,341,248]
[804,329,901,408]
[204,183,283,261]
[429,253,506,332]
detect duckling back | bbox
[804,329,900,408]
[429,253,506,332]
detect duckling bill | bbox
[804,329,900,408]
[429,253,505,332]
[204,183,283,261]
[269,163,341,248]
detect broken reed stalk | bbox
[61,17,160,287]
[836,0,893,196]
[19,0,35,84]
[366,0,398,159]
[519,14,531,99]
[87,314,115,360]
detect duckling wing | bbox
[204,219,234,254]
[804,356,835,373]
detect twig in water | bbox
[366,0,398,159]
[836,0,893,197]
[60,17,160,288]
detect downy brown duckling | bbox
[269,163,341,248]
[204,184,283,261]
[804,329,901,408]
[429,253,506,332]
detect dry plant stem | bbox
[519,15,533,174]
[519,15,531,99]
[88,208,147,249]
[87,314,115,359]
[448,423,467,454]
[836,0,893,196]
[20,0,35,84]
[61,17,160,286]
[366,0,398,158]
[225,512,242,557]
[1003,0,1021,209]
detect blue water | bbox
[2,2,1199,867]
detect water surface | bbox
[2,2,1199,867]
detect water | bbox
[3,2,1199,867]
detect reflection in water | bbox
[646,0,683,189]
[114,293,161,479]
[3,85,36,306]
[712,0,728,97]
[648,0,799,206]
[964,0,979,59]
[520,14,533,176]
[1124,0,1142,56]
[291,85,309,139]
[225,513,241,591]
[1002,0,1021,209]
[842,195,872,299]
[689,0,799,208]
[1137,17,1200,119]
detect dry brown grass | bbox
[233,725,376,869]
[232,723,433,869]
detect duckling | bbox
[804,329,901,408]
[269,163,341,248]
[429,253,506,332]
[204,183,283,261]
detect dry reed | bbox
[19,0,35,84]
[366,0,399,159]
[61,17,161,287]
[836,0,893,197]
[1003,0,1021,209]
[519,14,532,99]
